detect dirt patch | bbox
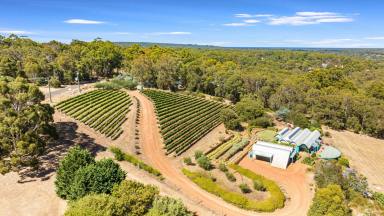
[323,128,384,192]
[239,157,314,216]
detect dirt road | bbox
[131,91,312,216]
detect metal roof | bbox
[254,141,293,152]
[319,146,341,159]
[302,130,321,149]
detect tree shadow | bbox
[18,121,106,183]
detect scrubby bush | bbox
[55,146,95,199]
[95,78,137,90]
[112,180,159,216]
[314,161,343,188]
[196,155,212,170]
[225,171,236,182]
[220,108,241,130]
[373,192,384,208]
[68,159,126,200]
[308,184,350,216]
[194,150,204,160]
[146,196,193,216]
[65,194,123,216]
[276,107,290,120]
[49,76,61,88]
[219,163,228,172]
[302,156,315,166]
[183,157,193,165]
[250,116,273,128]
[338,157,350,167]
[235,97,265,122]
[239,183,252,193]
[254,180,266,191]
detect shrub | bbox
[324,131,331,137]
[302,157,315,166]
[194,150,204,160]
[254,180,266,191]
[308,184,350,216]
[276,107,290,120]
[146,196,193,216]
[55,146,95,199]
[183,157,193,165]
[196,155,212,170]
[338,157,350,167]
[235,97,265,122]
[49,76,61,88]
[250,116,273,128]
[112,180,159,216]
[68,159,126,200]
[373,192,384,208]
[314,161,343,188]
[219,163,228,172]
[239,183,252,193]
[65,194,123,216]
[225,172,236,182]
[95,78,137,90]
[111,147,163,179]
[220,108,241,130]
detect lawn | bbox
[256,130,277,142]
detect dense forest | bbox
[1,35,383,138]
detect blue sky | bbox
[1,0,384,47]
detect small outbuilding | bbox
[249,141,294,169]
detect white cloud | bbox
[64,19,106,24]
[234,13,252,18]
[268,12,354,26]
[244,19,260,24]
[365,36,384,40]
[152,31,191,35]
[0,30,34,35]
[223,22,249,26]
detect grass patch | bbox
[256,130,277,143]
[110,147,163,180]
[183,165,285,212]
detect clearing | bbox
[323,128,384,192]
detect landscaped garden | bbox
[55,89,132,140]
[142,89,228,155]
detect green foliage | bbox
[48,76,61,88]
[0,76,56,173]
[194,150,204,160]
[220,108,241,130]
[302,156,316,166]
[308,184,350,216]
[250,116,273,128]
[112,180,159,216]
[55,146,95,199]
[373,192,384,208]
[183,166,285,212]
[146,196,193,216]
[314,160,344,188]
[256,130,277,143]
[65,194,123,216]
[225,138,249,160]
[218,163,228,172]
[68,159,126,200]
[225,171,236,182]
[235,97,265,122]
[276,107,290,120]
[95,77,137,90]
[110,147,163,179]
[183,157,193,165]
[196,155,212,170]
[253,180,266,191]
[338,157,350,167]
[287,111,310,128]
[239,183,252,193]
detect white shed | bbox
[249,141,293,169]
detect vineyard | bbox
[142,89,227,155]
[56,90,132,140]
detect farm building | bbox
[249,141,295,169]
[276,127,321,153]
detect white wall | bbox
[251,144,291,169]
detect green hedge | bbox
[110,147,163,180]
[183,165,285,212]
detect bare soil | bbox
[323,127,384,192]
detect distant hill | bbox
[114,42,219,49]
